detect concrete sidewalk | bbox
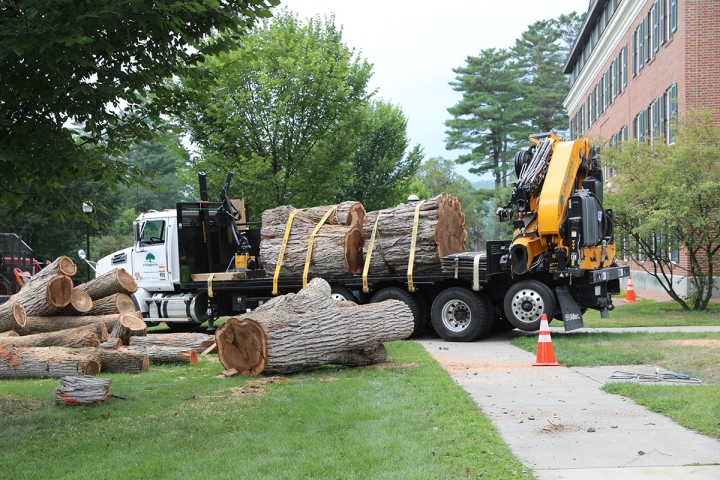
[416,332,720,479]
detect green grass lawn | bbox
[583,298,720,328]
[512,331,720,439]
[0,341,532,480]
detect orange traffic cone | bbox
[533,314,560,366]
[624,275,638,303]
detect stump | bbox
[123,346,198,365]
[0,302,26,333]
[0,323,108,349]
[260,203,366,277]
[17,314,122,336]
[363,193,467,274]
[57,289,93,316]
[77,268,137,300]
[84,293,136,316]
[0,346,102,379]
[129,333,214,351]
[7,275,74,316]
[56,376,112,405]
[109,314,147,345]
[215,278,413,375]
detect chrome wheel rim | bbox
[441,299,472,332]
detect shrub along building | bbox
[562,0,720,296]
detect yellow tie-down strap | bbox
[207,273,215,298]
[273,209,299,295]
[303,205,337,287]
[362,212,382,294]
[407,200,425,293]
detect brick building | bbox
[562,0,720,295]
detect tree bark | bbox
[0,323,108,349]
[100,338,123,349]
[84,293,136,316]
[56,376,112,405]
[57,289,93,316]
[25,256,77,285]
[123,346,198,365]
[363,193,467,274]
[16,314,121,336]
[7,275,74,316]
[76,268,137,300]
[109,313,147,345]
[0,346,102,379]
[0,330,19,337]
[128,332,214,351]
[260,203,366,276]
[0,302,26,333]
[92,348,149,373]
[215,278,413,375]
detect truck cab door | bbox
[132,218,175,291]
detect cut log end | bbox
[215,318,267,376]
[46,275,75,309]
[116,268,138,294]
[12,302,27,328]
[84,360,102,376]
[56,256,78,277]
[344,226,365,275]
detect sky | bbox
[281,0,587,183]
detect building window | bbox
[659,0,666,45]
[652,98,660,139]
[622,125,628,141]
[638,110,645,142]
[646,11,652,61]
[660,92,667,142]
[667,83,677,144]
[670,235,679,263]
[638,21,645,71]
[632,31,638,77]
[669,0,677,37]
[632,116,638,139]
[652,1,659,52]
[622,44,628,86]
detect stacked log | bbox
[58,289,93,316]
[123,346,198,365]
[85,293,136,316]
[128,332,215,351]
[76,268,137,300]
[0,347,102,379]
[17,314,124,336]
[0,302,26,333]
[363,193,467,274]
[260,202,366,277]
[215,278,413,375]
[7,274,74,316]
[0,323,108,349]
[108,314,147,345]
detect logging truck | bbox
[95,133,628,342]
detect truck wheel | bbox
[503,280,556,331]
[330,286,357,303]
[370,287,424,338]
[430,287,491,342]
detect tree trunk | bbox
[109,313,147,345]
[16,314,122,336]
[84,293,136,316]
[260,203,366,276]
[215,278,413,375]
[0,323,108,349]
[8,275,74,316]
[0,346,102,379]
[0,302,26,333]
[76,268,137,300]
[56,376,112,405]
[363,193,467,274]
[92,348,149,373]
[57,289,93,316]
[25,256,77,285]
[123,346,198,365]
[0,330,19,338]
[128,332,214,351]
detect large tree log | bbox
[25,256,77,285]
[16,314,121,336]
[56,376,112,405]
[0,302,26,333]
[0,323,108,349]
[0,346,102,379]
[76,268,137,300]
[109,314,147,345]
[123,346,198,365]
[215,278,413,375]
[7,275,74,316]
[363,193,467,274]
[129,332,214,351]
[57,289,93,316]
[92,348,149,373]
[84,293,136,316]
[260,203,366,277]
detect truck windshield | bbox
[140,220,165,245]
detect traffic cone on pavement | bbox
[533,314,560,366]
[624,275,638,303]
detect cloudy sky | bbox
[281,0,587,182]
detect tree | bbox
[179,10,373,218]
[605,108,720,310]
[0,0,278,214]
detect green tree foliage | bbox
[0,0,278,214]
[179,11,376,217]
[605,109,720,310]
[414,157,490,250]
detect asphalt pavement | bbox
[415,328,720,479]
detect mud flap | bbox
[556,286,584,331]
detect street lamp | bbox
[82,202,93,281]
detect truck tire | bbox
[414,292,431,333]
[330,286,357,303]
[503,280,556,331]
[430,287,492,342]
[370,287,424,338]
